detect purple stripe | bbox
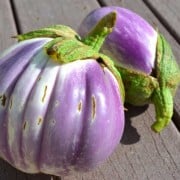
[6,51,49,170]
[0,39,50,164]
[0,39,49,66]
[19,59,59,172]
[36,66,60,171]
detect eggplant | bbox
[0,13,124,176]
[79,7,180,132]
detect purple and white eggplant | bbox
[0,13,124,176]
[79,7,180,132]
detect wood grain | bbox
[12,0,99,32]
[0,0,99,179]
[62,105,180,180]
[0,0,180,179]
[99,0,180,128]
[144,0,180,43]
[0,0,17,52]
[0,1,54,179]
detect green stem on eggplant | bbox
[151,87,173,132]
[82,11,116,52]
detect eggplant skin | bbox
[79,6,158,74]
[0,38,124,176]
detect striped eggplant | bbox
[0,12,124,176]
[79,6,180,132]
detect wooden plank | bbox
[144,0,180,43]
[95,0,180,179]
[0,0,17,51]
[0,1,51,179]
[100,0,180,127]
[63,105,180,180]
[0,0,179,180]
[1,0,99,179]
[0,2,54,179]
[12,0,99,32]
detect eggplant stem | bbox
[151,87,173,132]
[82,11,116,52]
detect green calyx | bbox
[15,12,116,64]
[116,67,158,106]
[14,12,124,102]
[43,37,99,63]
[14,11,180,133]
[82,11,116,52]
[116,34,180,133]
[151,34,180,132]
[155,34,180,90]
[13,25,79,41]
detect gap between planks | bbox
[9,0,21,34]
[143,0,180,45]
[96,0,180,133]
[96,0,106,6]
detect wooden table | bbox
[0,0,180,179]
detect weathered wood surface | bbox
[12,0,99,32]
[0,0,179,179]
[144,0,180,43]
[142,0,180,125]
[0,0,17,51]
[0,1,52,179]
[101,0,180,127]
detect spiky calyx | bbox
[117,34,180,132]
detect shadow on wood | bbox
[120,104,149,145]
[0,158,55,180]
